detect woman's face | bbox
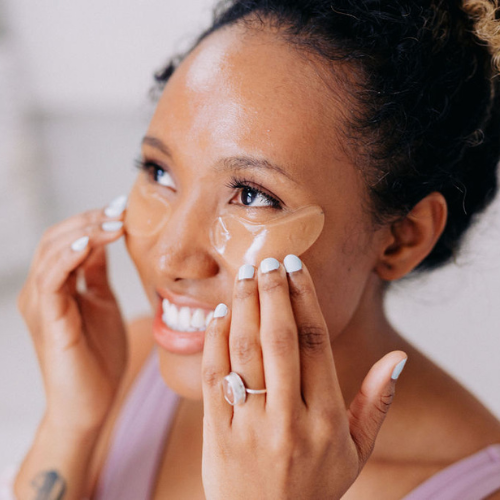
[126,24,388,399]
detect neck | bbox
[331,274,404,407]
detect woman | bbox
[4,0,500,498]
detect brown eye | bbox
[239,187,275,207]
[152,166,175,188]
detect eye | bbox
[227,178,282,209]
[239,187,275,207]
[134,158,175,189]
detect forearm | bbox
[13,416,100,500]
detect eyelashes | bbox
[134,158,168,183]
[224,177,282,209]
[134,157,283,210]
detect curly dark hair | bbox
[153,0,500,271]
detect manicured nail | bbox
[104,195,128,217]
[102,221,124,232]
[71,236,89,252]
[284,254,302,273]
[238,264,255,281]
[214,303,228,318]
[391,358,407,380]
[260,257,280,274]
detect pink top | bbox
[92,348,500,500]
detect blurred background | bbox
[1,0,499,470]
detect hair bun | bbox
[462,0,500,74]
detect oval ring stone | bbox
[223,372,247,405]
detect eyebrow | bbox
[142,135,298,184]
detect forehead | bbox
[148,23,357,192]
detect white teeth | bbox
[191,308,205,329]
[178,307,191,330]
[161,297,214,332]
[167,303,179,329]
[162,298,170,312]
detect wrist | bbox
[40,412,103,445]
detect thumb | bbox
[347,351,407,467]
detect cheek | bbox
[125,233,158,307]
[305,222,378,340]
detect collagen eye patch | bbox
[124,175,172,237]
[125,173,324,270]
[210,205,325,272]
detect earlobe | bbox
[375,192,448,281]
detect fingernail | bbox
[71,236,89,252]
[391,358,407,380]
[102,221,124,232]
[214,303,228,318]
[238,264,255,281]
[284,254,302,273]
[104,195,128,217]
[260,257,280,274]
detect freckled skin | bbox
[125,24,392,400]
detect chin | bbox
[157,348,204,400]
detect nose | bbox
[152,198,220,282]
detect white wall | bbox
[0,0,499,470]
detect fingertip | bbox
[390,352,408,381]
[237,264,256,281]
[214,303,229,319]
[284,254,302,273]
[71,236,90,252]
[101,221,124,232]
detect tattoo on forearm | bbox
[30,470,67,500]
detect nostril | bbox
[155,245,220,281]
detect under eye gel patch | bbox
[124,174,324,270]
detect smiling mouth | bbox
[160,297,215,332]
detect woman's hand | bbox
[201,255,407,500]
[17,196,129,433]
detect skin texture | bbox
[122,23,500,498]
[16,19,500,500]
[126,24,403,399]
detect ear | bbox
[375,192,448,281]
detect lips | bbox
[152,289,218,355]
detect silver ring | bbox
[222,371,267,405]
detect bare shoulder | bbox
[486,491,500,500]
[85,315,155,497]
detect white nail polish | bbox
[260,257,280,274]
[284,254,302,273]
[238,264,255,281]
[391,358,407,380]
[104,195,128,217]
[214,303,228,318]
[71,236,89,252]
[102,221,124,232]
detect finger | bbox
[229,265,265,411]
[347,351,407,466]
[45,195,127,243]
[258,258,301,412]
[38,220,124,284]
[202,303,233,429]
[283,254,341,408]
[36,225,124,321]
[31,195,126,266]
